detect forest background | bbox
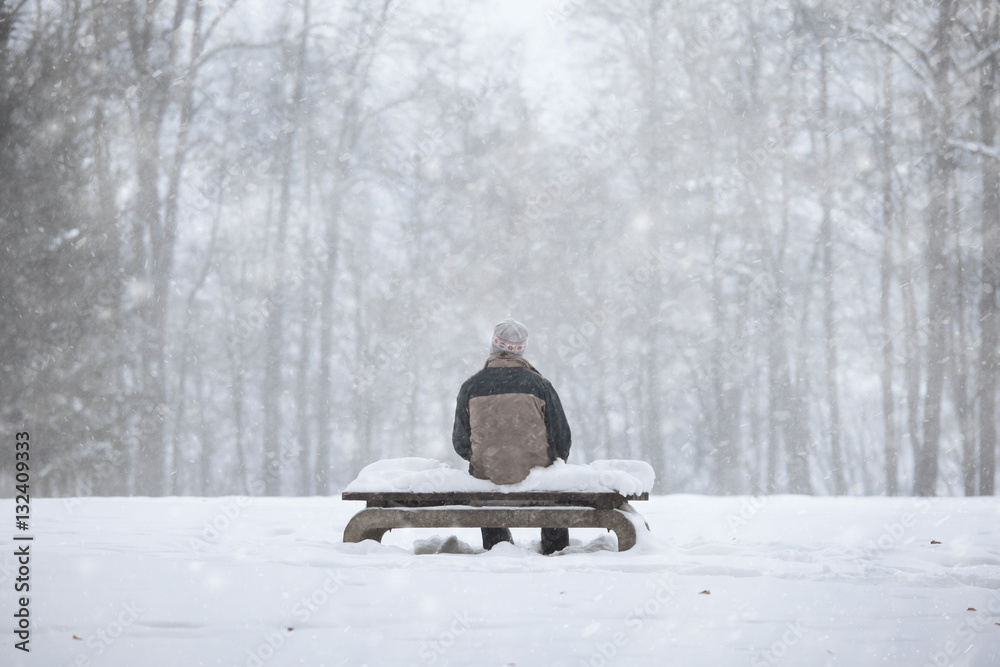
[1,0,998,498]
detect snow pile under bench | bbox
[341,458,654,551]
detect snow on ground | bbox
[3,494,1000,666]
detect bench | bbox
[341,490,650,551]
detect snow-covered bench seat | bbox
[341,458,653,551]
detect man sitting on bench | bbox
[452,318,573,555]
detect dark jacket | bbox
[452,353,572,484]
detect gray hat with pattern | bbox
[490,318,528,356]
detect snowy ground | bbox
[3,494,1000,667]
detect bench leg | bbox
[343,509,393,543]
[343,507,643,551]
[604,509,637,551]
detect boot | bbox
[541,527,569,555]
[481,527,513,550]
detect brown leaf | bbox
[286,627,294,632]
[931,540,942,545]
[699,590,711,595]
[72,635,82,640]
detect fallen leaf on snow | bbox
[931,540,942,545]
[699,590,711,595]
[968,608,977,612]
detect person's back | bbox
[452,318,572,553]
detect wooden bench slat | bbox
[341,491,648,510]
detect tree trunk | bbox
[952,232,976,495]
[196,362,212,495]
[786,365,813,495]
[261,152,289,495]
[978,0,1000,496]
[295,237,314,495]
[766,311,789,493]
[127,0,204,496]
[132,101,166,497]
[766,151,794,493]
[879,0,899,495]
[646,279,667,491]
[315,199,340,495]
[262,0,310,495]
[709,230,743,495]
[819,43,846,495]
[786,246,818,496]
[914,0,955,496]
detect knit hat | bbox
[490,318,528,356]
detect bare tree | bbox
[878,0,900,495]
[913,0,957,496]
[976,0,999,496]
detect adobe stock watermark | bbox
[60,601,145,667]
[727,496,770,537]
[726,471,796,536]
[61,461,129,514]
[849,497,931,573]
[125,401,174,441]
[922,588,1000,667]
[289,569,349,625]
[716,104,817,198]
[21,319,81,386]
[353,274,462,392]
[592,459,645,490]
[545,0,738,69]
[581,576,678,666]
[564,242,674,367]
[188,495,258,554]
[239,569,348,667]
[338,0,402,59]
[406,611,476,666]
[384,76,512,183]
[391,466,451,494]
[516,119,627,233]
[178,462,284,555]
[226,240,335,348]
[750,621,805,666]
